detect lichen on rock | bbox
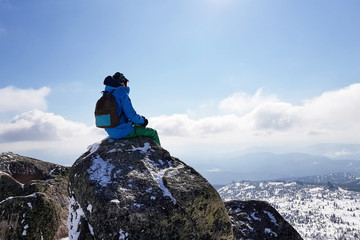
[69,137,233,240]
[0,152,69,239]
[225,200,303,240]
[0,192,61,240]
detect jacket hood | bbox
[104,76,122,87]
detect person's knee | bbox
[152,129,158,136]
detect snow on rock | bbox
[264,210,278,226]
[220,181,360,240]
[86,142,101,156]
[87,155,115,187]
[0,152,70,240]
[264,228,278,237]
[225,200,302,240]
[22,224,29,236]
[119,229,129,240]
[87,204,92,213]
[68,196,86,240]
[69,137,233,240]
[143,157,180,204]
[250,212,261,221]
[130,142,151,153]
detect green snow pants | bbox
[123,126,161,146]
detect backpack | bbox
[94,90,120,128]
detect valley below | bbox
[218,174,360,240]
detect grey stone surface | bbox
[69,137,233,240]
[225,200,303,240]
[0,152,69,239]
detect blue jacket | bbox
[104,82,144,139]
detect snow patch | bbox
[87,204,92,213]
[268,182,283,186]
[119,229,129,240]
[284,182,296,187]
[22,224,29,236]
[130,142,151,154]
[85,142,101,158]
[264,210,278,226]
[0,196,14,205]
[242,185,256,191]
[264,228,278,237]
[144,158,184,204]
[133,203,142,208]
[111,199,120,204]
[49,168,55,175]
[0,193,38,205]
[68,196,86,240]
[107,149,123,153]
[88,222,94,236]
[87,155,115,187]
[251,212,261,221]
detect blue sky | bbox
[0,0,359,166]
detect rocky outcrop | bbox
[69,137,233,240]
[1,144,304,240]
[0,152,69,239]
[225,200,303,240]
[0,191,61,240]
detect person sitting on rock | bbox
[103,72,161,146]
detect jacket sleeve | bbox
[120,94,145,124]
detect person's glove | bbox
[141,116,148,127]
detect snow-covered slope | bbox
[218,181,360,240]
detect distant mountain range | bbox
[197,151,360,184]
[241,143,360,160]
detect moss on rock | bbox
[69,137,233,240]
[0,193,61,240]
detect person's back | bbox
[102,72,161,146]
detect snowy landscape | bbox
[218,177,360,240]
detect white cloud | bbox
[219,89,278,115]
[151,83,360,147]
[0,109,103,142]
[300,83,360,130]
[250,102,299,130]
[0,86,107,165]
[0,109,107,165]
[150,113,246,137]
[0,86,51,113]
[1,83,358,165]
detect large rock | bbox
[225,200,303,240]
[0,152,69,239]
[0,191,61,240]
[69,137,233,240]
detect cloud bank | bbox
[0,109,102,142]
[0,83,359,164]
[0,86,51,113]
[0,86,106,165]
[150,83,360,146]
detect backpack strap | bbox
[101,89,116,96]
[106,89,126,121]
